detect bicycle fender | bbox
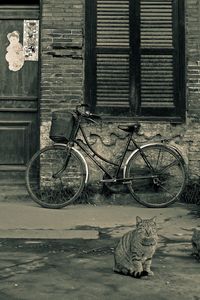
[123,142,186,179]
[54,143,89,184]
[166,144,187,165]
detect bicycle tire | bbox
[124,144,187,208]
[26,144,86,208]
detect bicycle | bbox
[26,104,187,209]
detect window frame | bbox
[85,0,186,123]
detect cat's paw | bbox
[141,270,149,277]
[145,270,154,276]
[131,269,143,279]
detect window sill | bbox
[100,115,185,124]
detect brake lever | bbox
[83,111,102,126]
[87,117,99,125]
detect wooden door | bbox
[0,3,39,189]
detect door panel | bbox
[0,19,38,97]
[0,5,39,188]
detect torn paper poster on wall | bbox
[5,31,25,72]
[5,20,39,72]
[23,20,39,61]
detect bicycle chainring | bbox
[102,172,128,193]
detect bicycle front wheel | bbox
[26,145,86,208]
[125,144,187,208]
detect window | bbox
[85,0,185,121]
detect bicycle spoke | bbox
[155,148,164,170]
[156,182,177,199]
[158,159,180,174]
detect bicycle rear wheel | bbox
[26,145,86,208]
[124,144,187,208]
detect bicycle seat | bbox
[118,123,141,133]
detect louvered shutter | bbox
[139,0,182,117]
[88,0,131,115]
[85,0,185,120]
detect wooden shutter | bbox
[85,0,185,120]
[139,0,184,118]
[86,0,131,116]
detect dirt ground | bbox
[0,211,199,300]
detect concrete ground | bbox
[0,199,199,300]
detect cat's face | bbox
[136,216,158,244]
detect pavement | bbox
[0,198,199,300]
[0,199,199,240]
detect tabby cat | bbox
[113,216,158,278]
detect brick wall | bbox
[40,0,84,146]
[40,0,200,187]
[185,0,200,178]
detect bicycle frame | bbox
[72,121,146,181]
[53,110,160,184]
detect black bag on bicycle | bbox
[49,111,75,143]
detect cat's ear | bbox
[136,216,142,225]
[151,216,157,224]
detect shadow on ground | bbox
[0,236,199,300]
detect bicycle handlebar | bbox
[75,104,102,124]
